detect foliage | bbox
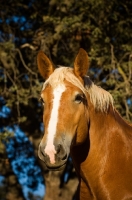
[0,0,132,199]
[0,129,14,143]
[0,0,132,125]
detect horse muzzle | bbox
[38,142,68,171]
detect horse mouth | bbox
[38,149,68,171]
[45,162,66,171]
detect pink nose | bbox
[38,143,67,169]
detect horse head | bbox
[37,49,90,170]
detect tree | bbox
[0,0,132,199]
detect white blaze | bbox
[45,84,66,164]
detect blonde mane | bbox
[42,67,113,112]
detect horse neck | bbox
[89,105,115,143]
[89,105,131,143]
[71,102,132,196]
[71,103,116,162]
[86,104,132,179]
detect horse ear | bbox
[74,48,89,77]
[37,51,54,79]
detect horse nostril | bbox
[40,146,46,157]
[56,144,67,161]
[56,144,61,154]
[41,150,45,157]
[61,154,67,161]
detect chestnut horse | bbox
[37,49,132,200]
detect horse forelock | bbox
[42,67,113,113]
[42,67,87,93]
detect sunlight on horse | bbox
[37,49,132,200]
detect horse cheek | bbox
[74,113,88,144]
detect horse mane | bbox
[42,67,113,112]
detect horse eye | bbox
[75,94,83,103]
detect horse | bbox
[37,48,132,200]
